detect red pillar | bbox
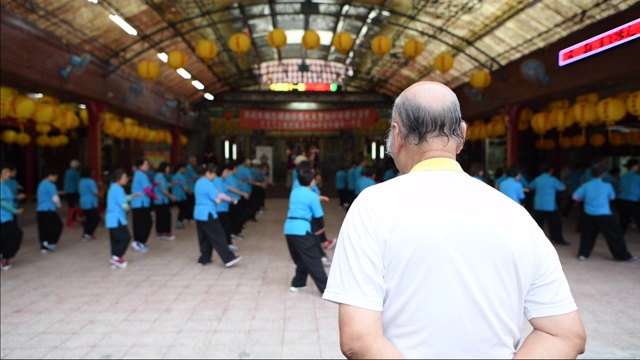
[171,126,181,165]
[25,126,36,195]
[86,101,104,183]
[502,104,524,166]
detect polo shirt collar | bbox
[409,158,464,173]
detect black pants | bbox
[616,199,640,235]
[196,214,236,265]
[66,193,79,208]
[37,211,63,246]
[244,192,258,222]
[132,207,152,244]
[348,189,356,205]
[109,222,131,258]
[218,212,232,245]
[338,189,349,206]
[579,214,633,260]
[1,220,22,259]
[185,194,195,220]
[533,210,565,243]
[285,234,328,293]
[155,204,172,234]
[176,200,189,222]
[82,208,100,236]
[254,185,266,209]
[229,200,245,234]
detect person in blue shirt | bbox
[561,165,584,217]
[237,158,256,225]
[37,168,63,253]
[346,161,358,206]
[225,161,250,239]
[154,162,177,241]
[130,158,158,253]
[572,163,637,262]
[335,166,348,209]
[63,159,81,208]
[106,168,142,269]
[581,158,614,184]
[355,165,376,197]
[78,166,100,241]
[1,163,25,270]
[469,162,486,183]
[383,165,398,182]
[529,163,569,245]
[616,158,640,235]
[184,156,199,222]
[194,163,241,267]
[499,165,527,204]
[6,164,23,209]
[493,168,507,189]
[215,164,240,251]
[284,168,328,294]
[171,163,189,230]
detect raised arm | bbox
[515,310,585,358]
[339,304,403,359]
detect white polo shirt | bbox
[323,158,577,358]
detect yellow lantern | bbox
[228,33,252,56]
[333,32,354,54]
[0,86,17,99]
[627,91,640,116]
[0,86,16,119]
[11,96,36,119]
[1,129,18,144]
[547,99,570,110]
[530,112,550,135]
[490,115,506,137]
[576,92,599,104]
[559,136,572,149]
[596,97,627,125]
[572,134,586,147]
[15,132,30,146]
[589,133,606,147]
[180,134,188,146]
[370,35,392,57]
[549,109,572,132]
[138,60,160,81]
[608,132,626,146]
[470,70,492,92]
[48,136,60,148]
[36,135,49,147]
[433,53,454,73]
[267,28,287,50]
[403,39,423,60]
[36,123,51,134]
[196,39,218,61]
[33,103,55,123]
[123,117,137,126]
[302,30,320,50]
[167,50,188,70]
[79,108,89,126]
[571,102,597,127]
[39,95,59,105]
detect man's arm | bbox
[514,310,586,359]
[338,304,403,359]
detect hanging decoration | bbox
[370,35,392,57]
[79,108,89,126]
[575,92,599,104]
[35,123,51,134]
[571,102,597,128]
[589,133,606,147]
[33,103,56,124]
[333,32,354,54]
[0,86,17,118]
[530,112,550,135]
[559,136,572,149]
[228,33,252,57]
[137,60,160,81]
[196,39,218,61]
[433,53,454,73]
[519,59,549,84]
[167,50,188,70]
[403,39,423,60]
[14,132,31,146]
[572,134,586,147]
[180,134,188,146]
[302,30,320,50]
[489,114,506,137]
[549,109,572,132]
[596,97,627,125]
[1,129,17,144]
[608,132,626,146]
[267,28,287,50]
[10,95,36,119]
[470,70,492,92]
[518,108,533,131]
[625,91,640,117]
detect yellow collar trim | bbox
[409,158,464,173]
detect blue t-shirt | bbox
[213,177,232,213]
[529,173,565,211]
[63,168,80,194]
[582,168,614,183]
[171,172,187,201]
[194,177,219,221]
[185,165,198,192]
[356,177,376,195]
[284,186,324,236]
[237,165,252,194]
[499,177,525,204]
[347,167,357,191]
[335,170,347,190]
[224,173,241,200]
[105,183,128,228]
[495,174,507,186]
[6,178,19,205]
[131,170,151,208]
[78,177,99,210]
[37,179,58,211]
[383,170,397,182]
[153,173,170,205]
[1,181,16,223]
[573,178,615,216]
[617,171,640,202]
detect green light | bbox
[330,83,338,92]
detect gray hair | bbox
[388,90,465,149]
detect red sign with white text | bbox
[239,108,379,131]
[559,18,640,66]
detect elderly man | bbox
[323,81,586,358]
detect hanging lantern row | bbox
[466,115,507,142]
[102,113,175,145]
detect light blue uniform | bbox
[529,173,565,211]
[37,179,58,211]
[573,178,615,216]
[383,170,397,181]
[499,177,525,204]
[213,177,231,213]
[6,178,20,206]
[347,167,357,191]
[194,177,219,221]
[171,172,187,201]
[284,186,324,236]
[131,170,151,208]
[63,168,80,194]
[105,183,128,228]
[153,173,170,205]
[356,177,376,195]
[78,177,99,210]
[237,165,252,195]
[1,181,17,223]
[581,168,614,183]
[224,173,241,201]
[335,170,347,190]
[618,171,640,202]
[185,165,198,193]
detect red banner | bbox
[239,108,378,131]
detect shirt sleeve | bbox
[607,183,615,200]
[310,193,324,218]
[573,185,585,200]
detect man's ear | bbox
[456,121,467,154]
[392,122,401,153]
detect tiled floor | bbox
[1,198,639,359]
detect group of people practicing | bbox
[0,156,269,270]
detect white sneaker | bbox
[110,256,128,269]
[225,256,242,268]
[289,285,307,292]
[578,256,587,261]
[132,241,149,253]
[42,241,57,252]
[158,233,176,241]
[228,245,238,252]
[322,256,332,266]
